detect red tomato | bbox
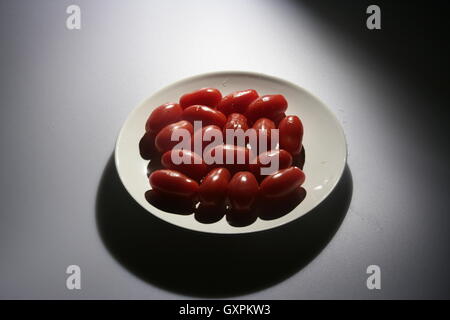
[252,118,276,151]
[252,118,275,132]
[145,103,183,134]
[245,95,288,122]
[223,113,249,132]
[278,115,303,155]
[139,131,157,160]
[182,105,227,128]
[216,89,259,115]
[179,88,222,109]
[149,169,199,198]
[273,112,286,127]
[147,156,163,177]
[249,149,293,177]
[192,124,223,153]
[198,167,231,206]
[226,208,258,227]
[154,120,193,153]
[258,187,307,220]
[227,172,259,211]
[259,167,305,199]
[208,144,250,173]
[161,149,208,181]
[292,146,306,170]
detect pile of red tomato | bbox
[139,87,306,226]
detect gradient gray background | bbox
[0,0,449,299]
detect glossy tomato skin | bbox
[139,131,157,160]
[161,149,208,181]
[273,112,286,127]
[252,118,276,151]
[227,171,259,211]
[246,95,288,122]
[253,118,276,132]
[179,88,222,109]
[208,144,250,173]
[223,113,249,132]
[198,167,231,206]
[278,115,303,155]
[259,166,305,199]
[192,124,223,153]
[182,105,227,128]
[154,120,193,153]
[149,169,199,198]
[145,103,183,134]
[216,89,259,115]
[249,149,293,178]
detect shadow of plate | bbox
[96,154,352,297]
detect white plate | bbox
[115,71,347,234]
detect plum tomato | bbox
[139,131,157,160]
[154,120,193,153]
[208,144,250,173]
[192,124,223,153]
[259,166,305,199]
[161,149,208,181]
[227,171,259,211]
[198,167,231,206]
[249,149,293,177]
[273,112,286,127]
[194,202,227,224]
[223,113,249,132]
[145,103,183,134]
[216,89,259,115]
[245,95,288,122]
[278,115,303,155]
[179,88,222,109]
[149,169,199,198]
[182,105,227,128]
[252,118,276,151]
